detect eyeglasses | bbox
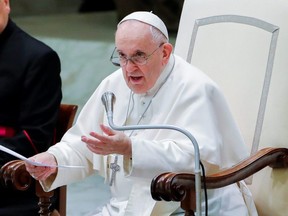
[110,43,164,67]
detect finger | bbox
[86,143,111,155]
[35,167,56,181]
[81,135,88,142]
[89,132,112,144]
[81,136,100,149]
[86,142,106,152]
[100,124,115,136]
[24,163,34,172]
[82,134,114,154]
[37,171,51,181]
[25,165,40,174]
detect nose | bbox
[124,59,138,71]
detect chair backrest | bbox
[37,103,78,216]
[174,0,288,215]
[55,104,78,215]
[55,104,78,143]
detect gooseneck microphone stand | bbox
[101,92,202,216]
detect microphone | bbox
[101,91,115,122]
[101,91,202,216]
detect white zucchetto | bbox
[118,11,169,40]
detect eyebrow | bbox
[117,49,146,56]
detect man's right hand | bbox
[25,152,58,181]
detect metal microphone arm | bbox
[101,92,202,216]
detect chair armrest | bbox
[0,159,56,215]
[151,147,288,213]
[0,104,78,216]
[0,160,32,191]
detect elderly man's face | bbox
[0,0,10,33]
[115,21,171,94]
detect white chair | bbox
[152,0,288,215]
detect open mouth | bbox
[131,76,142,81]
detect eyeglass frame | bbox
[110,43,165,67]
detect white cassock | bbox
[41,54,258,216]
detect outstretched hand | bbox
[81,124,132,157]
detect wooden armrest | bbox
[0,160,32,191]
[151,147,288,214]
[0,104,78,215]
[0,159,56,215]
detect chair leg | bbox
[181,189,196,216]
[36,181,54,216]
[185,210,196,216]
[59,186,67,215]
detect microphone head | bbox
[101,92,116,114]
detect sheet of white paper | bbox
[0,145,85,169]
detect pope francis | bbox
[25,11,258,216]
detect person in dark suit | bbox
[0,0,62,215]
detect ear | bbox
[4,0,10,13]
[162,43,173,64]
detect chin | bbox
[130,87,146,94]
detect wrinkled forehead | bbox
[117,20,151,35]
[115,21,153,46]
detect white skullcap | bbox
[118,11,169,40]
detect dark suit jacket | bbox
[0,19,62,216]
